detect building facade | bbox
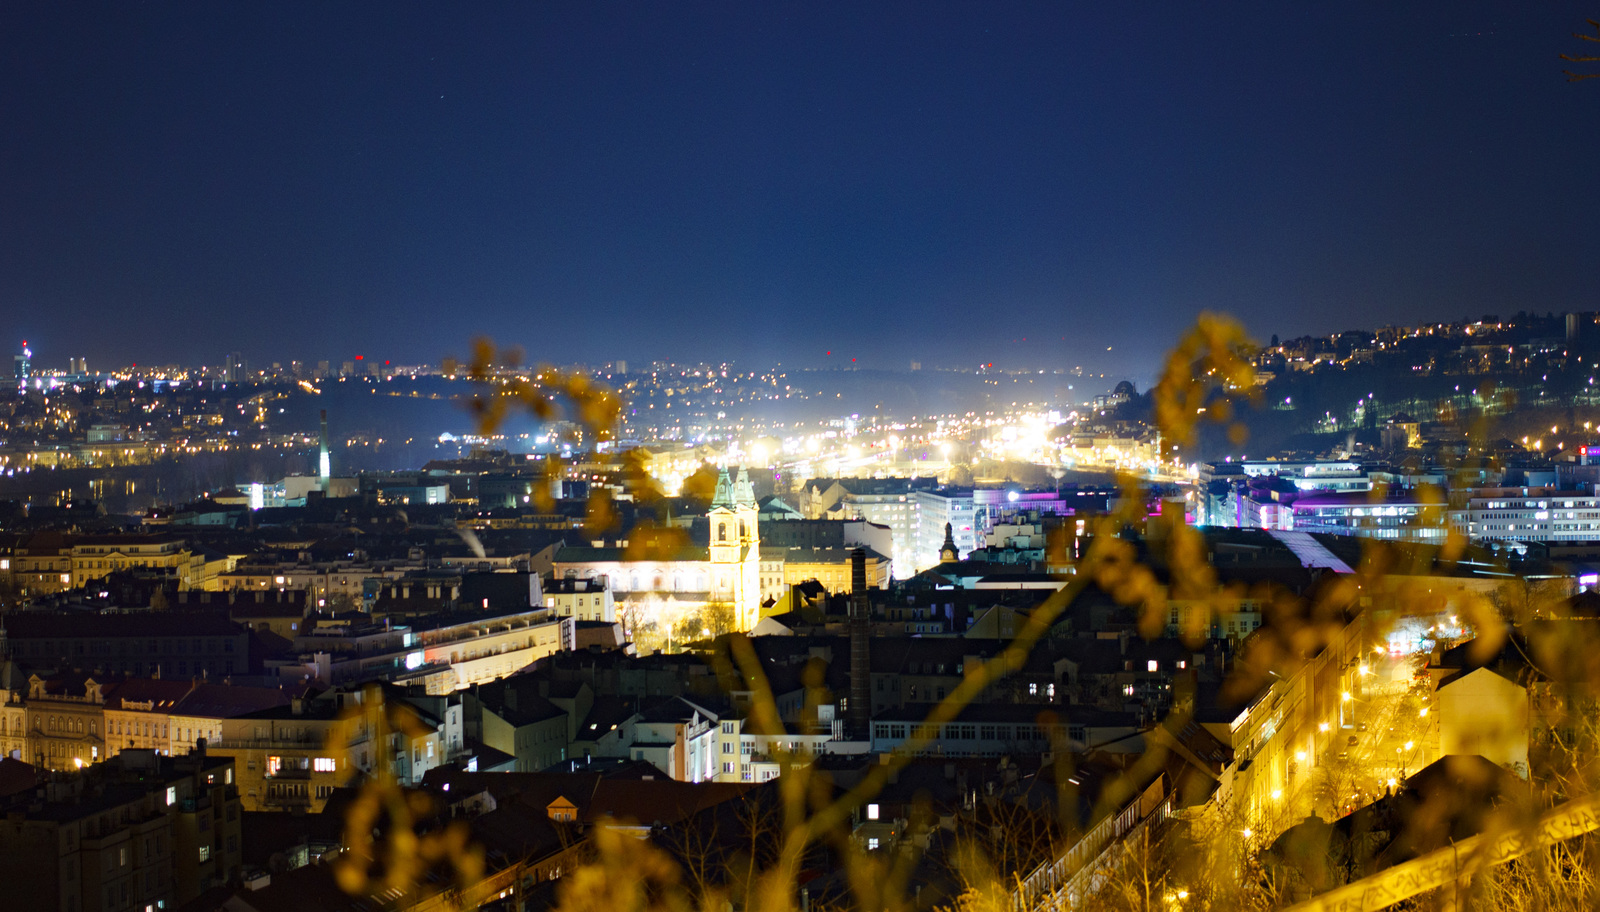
[0,751,243,912]
[554,467,765,634]
[1455,488,1600,543]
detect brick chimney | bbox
[849,549,870,738]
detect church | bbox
[552,466,763,636]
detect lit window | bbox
[313,757,336,772]
[867,803,880,820]
[165,786,176,806]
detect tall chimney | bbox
[318,409,331,487]
[849,548,871,739]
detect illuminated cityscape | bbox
[4,5,1600,912]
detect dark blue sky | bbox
[3,3,1597,379]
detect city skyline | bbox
[5,4,1599,376]
[10,7,1600,910]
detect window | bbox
[165,786,176,806]
[867,803,880,820]
[313,757,337,772]
[1147,660,1159,673]
[198,845,211,863]
[867,837,880,850]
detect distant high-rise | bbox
[224,352,246,383]
[14,341,31,388]
[319,409,332,486]
[68,356,87,375]
[613,359,627,375]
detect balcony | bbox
[262,791,312,808]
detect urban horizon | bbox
[4,6,1600,912]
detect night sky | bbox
[3,3,1598,379]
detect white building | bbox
[844,492,920,577]
[1455,488,1600,543]
[916,489,977,569]
[554,467,764,633]
[624,698,718,783]
[544,574,616,623]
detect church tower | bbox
[708,466,761,630]
[939,521,960,563]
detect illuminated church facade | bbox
[552,467,763,637]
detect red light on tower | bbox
[355,355,364,360]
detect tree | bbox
[0,576,25,613]
[1562,19,1600,81]
[672,600,737,646]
